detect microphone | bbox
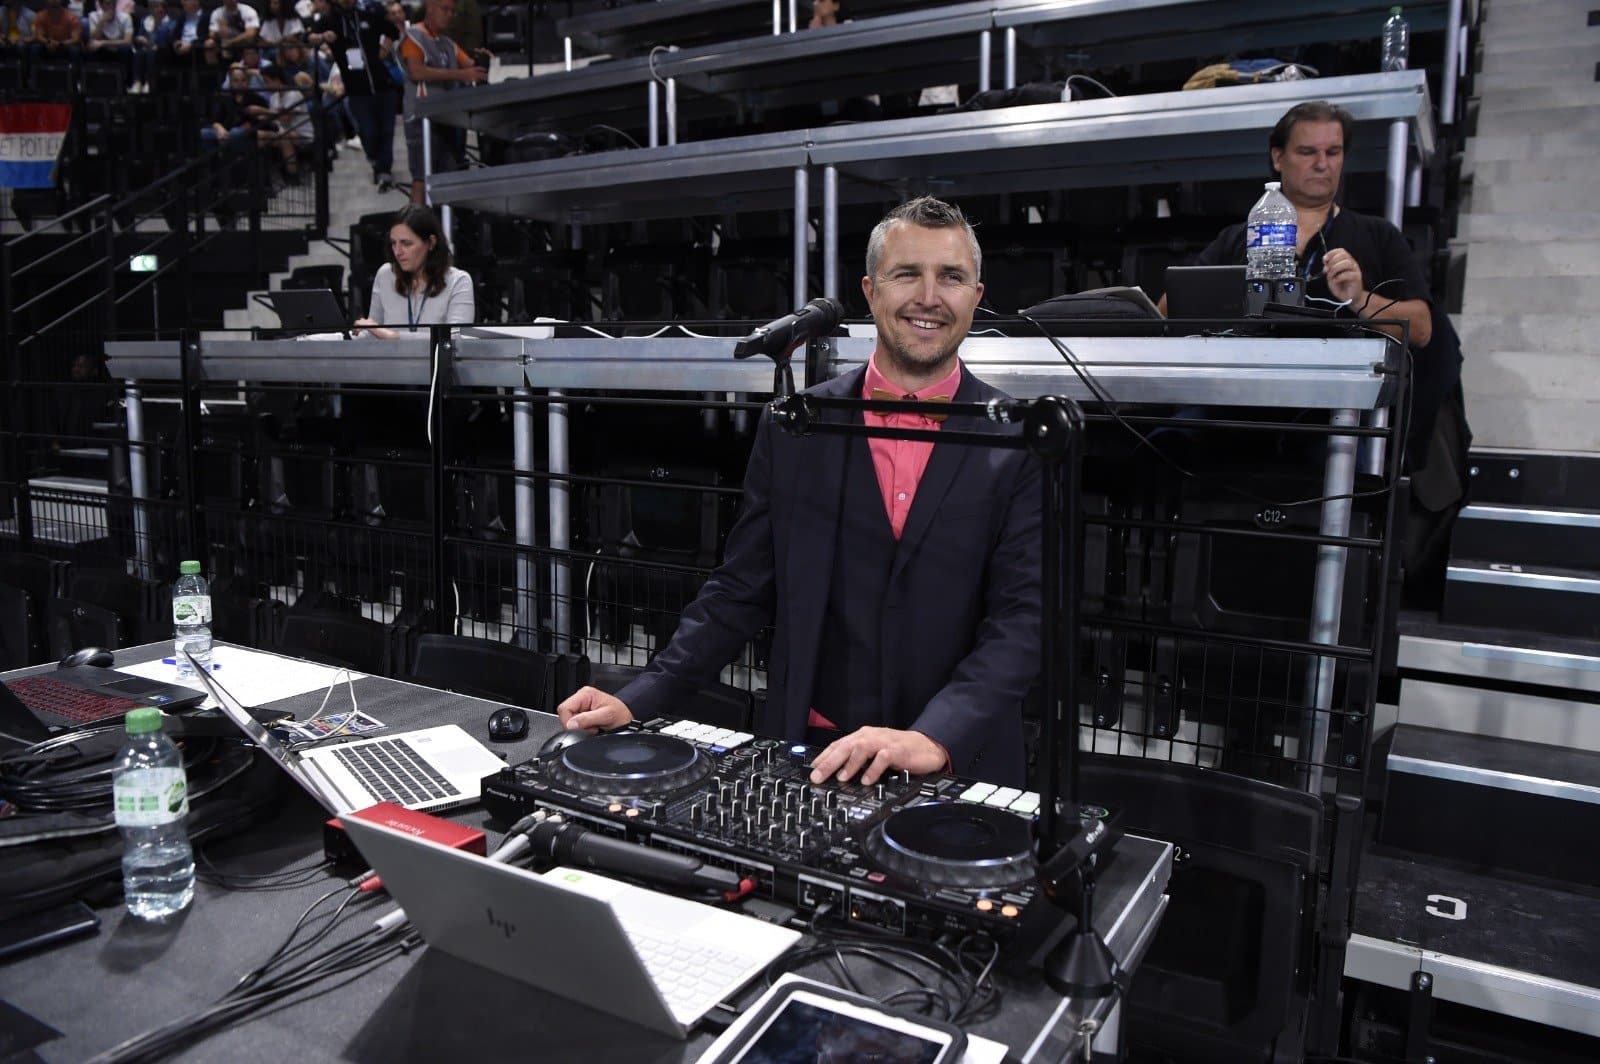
[526,817,741,893]
[733,297,844,362]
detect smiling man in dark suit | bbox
[557,196,1042,788]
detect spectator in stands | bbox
[1,0,35,63]
[225,39,267,85]
[808,0,839,29]
[275,38,341,148]
[204,61,273,144]
[557,197,1042,789]
[1163,100,1432,348]
[311,0,400,190]
[86,0,136,87]
[352,203,475,336]
[168,0,205,66]
[136,1,176,87]
[379,0,405,85]
[255,61,309,179]
[258,0,304,54]
[209,0,260,56]
[26,0,83,64]
[399,0,485,204]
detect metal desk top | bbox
[428,72,1433,222]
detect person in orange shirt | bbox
[27,0,83,63]
[397,0,486,204]
[1,0,35,59]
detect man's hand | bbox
[808,727,947,786]
[459,64,487,83]
[556,686,634,733]
[1322,246,1365,305]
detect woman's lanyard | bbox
[406,289,427,330]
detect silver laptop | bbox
[186,651,504,815]
[342,816,801,1039]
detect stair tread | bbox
[1392,724,1600,790]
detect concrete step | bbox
[1457,211,1600,242]
[1481,47,1600,78]
[1475,105,1600,136]
[1469,156,1596,185]
[1462,241,1600,278]
[1482,26,1600,51]
[1454,313,1600,353]
[1462,274,1600,314]
[1463,393,1600,451]
[1473,84,1600,114]
[1466,129,1600,162]
[1489,0,1600,21]
[1469,180,1596,214]
[1472,65,1600,91]
[1460,349,1600,402]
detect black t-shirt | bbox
[1193,207,1431,311]
[313,2,395,95]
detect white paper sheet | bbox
[119,645,365,710]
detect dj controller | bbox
[482,718,1066,943]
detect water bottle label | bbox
[1247,223,1296,248]
[173,595,211,625]
[114,768,189,826]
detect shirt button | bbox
[897,492,907,501]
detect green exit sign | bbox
[129,254,158,273]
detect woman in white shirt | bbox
[353,204,474,338]
[257,0,302,53]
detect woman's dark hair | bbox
[388,204,452,299]
[1268,100,1354,161]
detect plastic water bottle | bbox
[1245,181,1297,282]
[113,707,195,920]
[1382,6,1410,71]
[172,560,212,679]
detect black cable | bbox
[195,849,333,891]
[228,883,352,995]
[992,305,1403,509]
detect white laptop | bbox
[341,816,802,1039]
[186,651,504,815]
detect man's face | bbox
[862,222,983,379]
[1271,119,1344,208]
[425,0,453,32]
[385,2,402,25]
[280,41,302,62]
[229,66,250,89]
[182,0,199,16]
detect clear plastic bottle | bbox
[172,560,211,679]
[1382,6,1410,72]
[113,707,195,920]
[1246,181,1298,282]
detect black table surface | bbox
[0,643,1171,1062]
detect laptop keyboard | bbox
[8,675,133,725]
[623,922,759,1018]
[330,737,460,807]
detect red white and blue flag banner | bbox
[0,103,72,190]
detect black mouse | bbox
[486,706,530,743]
[537,727,593,758]
[59,646,115,669]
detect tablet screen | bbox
[729,997,949,1064]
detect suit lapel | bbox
[889,366,980,585]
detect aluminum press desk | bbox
[428,72,1435,307]
[0,642,1173,1062]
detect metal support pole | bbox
[822,165,838,301]
[1384,120,1407,228]
[1407,161,1423,208]
[978,29,991,93]
[1004,27,1016,89]
[666,78,677,145]
[421,116,433,205]
[1441,0,1463,125]
[1301,409,1359,795]
[513,381,538,648]
[788,0,796,32]
[792,167,808,309]
[441,205,453,245]
[771,0,779,34]
[124,382,154,580]
[563,36,572,71]
[548,388,572,650]
[648,80,659,147]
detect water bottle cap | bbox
[1390,5,1401,13]
[125,707,164,734]
[179,560,201,575]
[1265,181,1281,191]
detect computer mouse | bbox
[486,706,530,743]
[537,726,592,759]
[59,646,115,669]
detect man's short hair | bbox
[1269,100,1354,156]
[865,196,982,279]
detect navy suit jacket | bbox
[618,363,1043,787]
